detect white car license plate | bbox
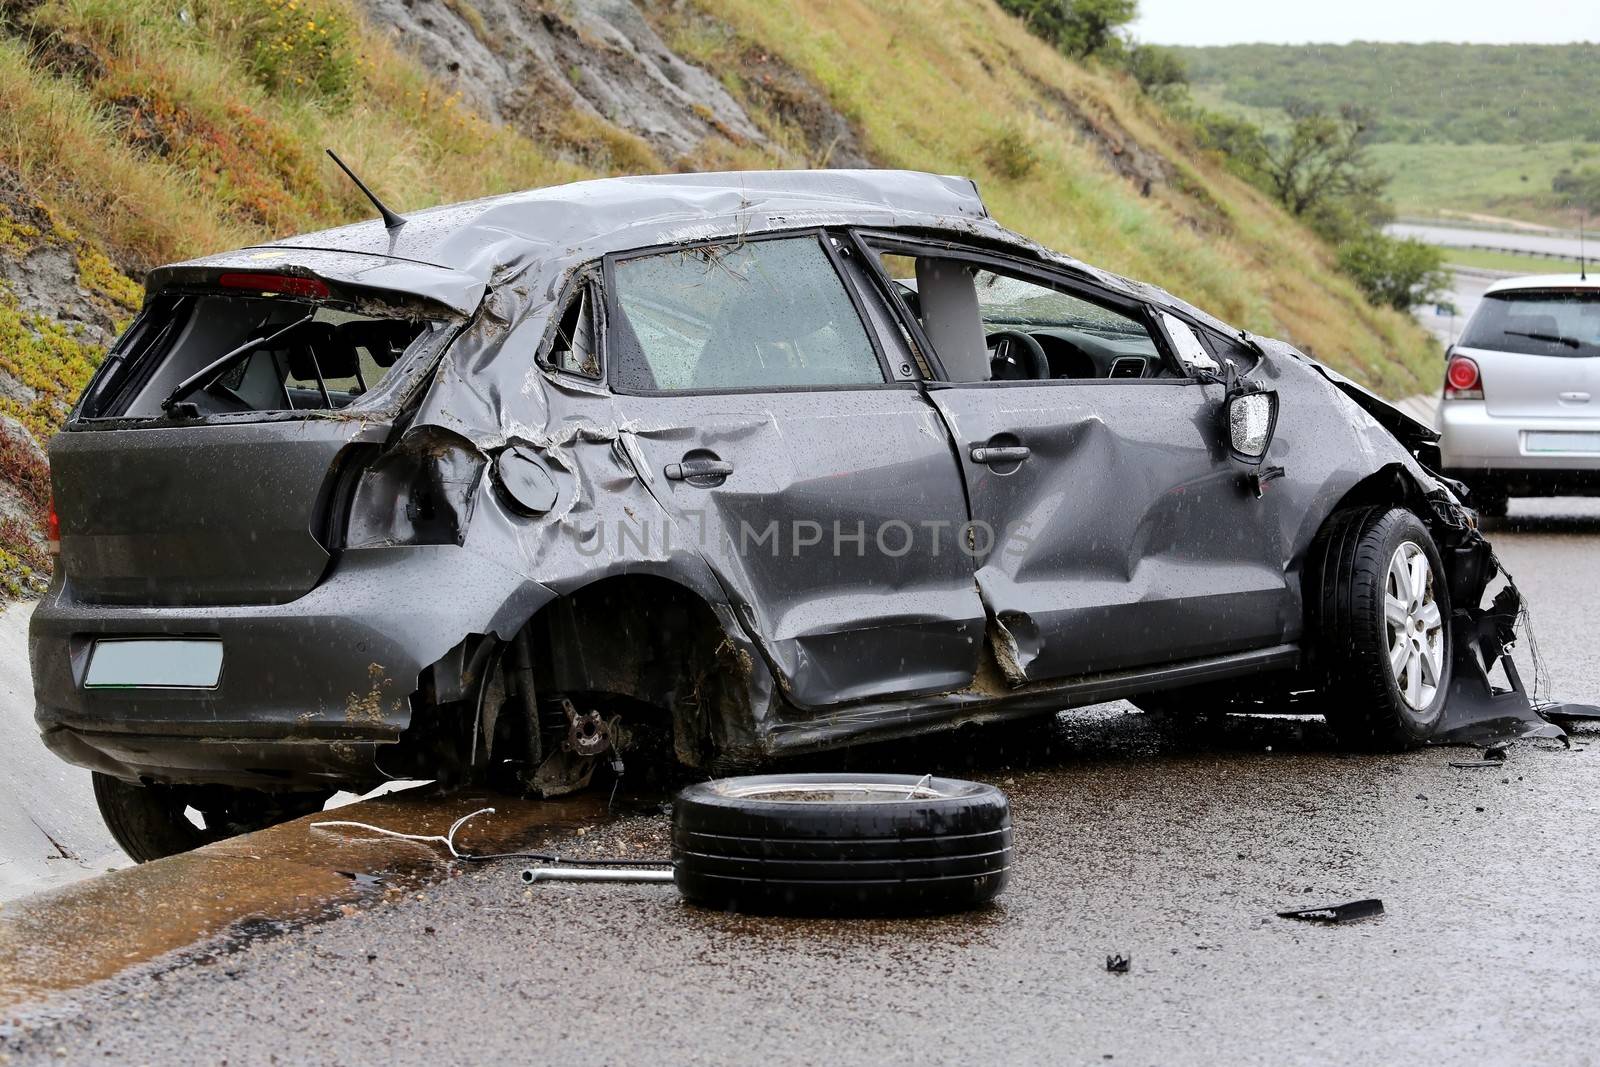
[1525,431,1600,454]
[84,639,224,689]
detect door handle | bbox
[664,458,735,482]
[970,444,1030,466]
[1560,392,1591,403]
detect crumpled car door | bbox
[930,378,1295,681]
[602,233,986,707]
[865,244,1295,683]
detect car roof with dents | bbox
[141,168,1239,340]
[147,171,988,303]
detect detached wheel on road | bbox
[1308,507,1453,750]
[93,772,330,862]
[672,773,1011,916]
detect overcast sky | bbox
[1132,0,1600,45]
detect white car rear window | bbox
[1461,291,1600,359]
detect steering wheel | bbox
[986,330,1051,381]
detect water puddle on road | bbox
[0,789,611,1019]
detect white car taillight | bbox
[1444,354,1483,401]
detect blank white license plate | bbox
[84,639,223,689]
[1525,431,1600,454]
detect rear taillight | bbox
[46,493,60,556]
[217,272,330,299]
[1444,353,1483,400]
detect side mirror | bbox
[1226,389,1279,463]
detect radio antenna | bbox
[1581,210,1588,282]
[326,149,406,232]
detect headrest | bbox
[337,319,422,368]
[285,322,359,382]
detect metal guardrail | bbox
[1446,243,1586,263]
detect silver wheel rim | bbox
[1385,541,1445,712]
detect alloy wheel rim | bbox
[1385,540,1446,712]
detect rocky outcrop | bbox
[0,168,139,597]
[358,0,770,163]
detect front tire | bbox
[1308,507,1453,750]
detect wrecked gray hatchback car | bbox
[30,170,1540,860]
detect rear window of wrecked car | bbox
[608,237,886,392]
[92,293,444,419]
[1461,290,1600,358]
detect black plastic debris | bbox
[1276,899,1384,924]
[1452,745,1510,768]
[1540,702,1600,727]
[1106,954,1131,974]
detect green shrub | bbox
[1552,164,1600,214]
[219,0,357,105]
[1125,42,1186,98]
[981,125,1039,181]
[1336,231,1450,312]
[996,0,1136,60]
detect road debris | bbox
[521,867,674,884]
[1105,954,1132,974]
[1539,702,1600,726]
[1451,745,1510,768]
[1276,899,1384,924]
[312,808,499,858]
[309,807,669,868]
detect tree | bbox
[1258,104,1390,241]
[997,0,1138,60]
[1191,109,1269,176]
[1125,42,1187,98]
[1336,232,1451,312]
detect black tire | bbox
[1307,506,1453,750]
[93,773,330,863]
[672,773,1011,916]
[93,773,218,862]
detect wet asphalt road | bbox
[6,500,1600,1066]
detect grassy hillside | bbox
[0,0,1441,590]
[1177,43,1600,145]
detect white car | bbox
[1439,274,1600,516]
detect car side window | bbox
[873,250,1177,383]
[543,284,600,378]
[608,236,887,392]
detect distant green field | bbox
[1185,93,1591,229]
[1429,245,1578,274]
[1373,142,1597,225]
[1178,43,1600,229]
[1176,43,1600,145]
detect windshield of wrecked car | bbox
[1460,290,1600,358]
[611,236,886,391]
[95,293,445,419]
[972,271,1147,336]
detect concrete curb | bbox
[0,789,611,1018]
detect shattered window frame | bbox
[537,276,605,381]
[847,229,1196,387]
[598,228,907,397]
[71,285,462,429]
